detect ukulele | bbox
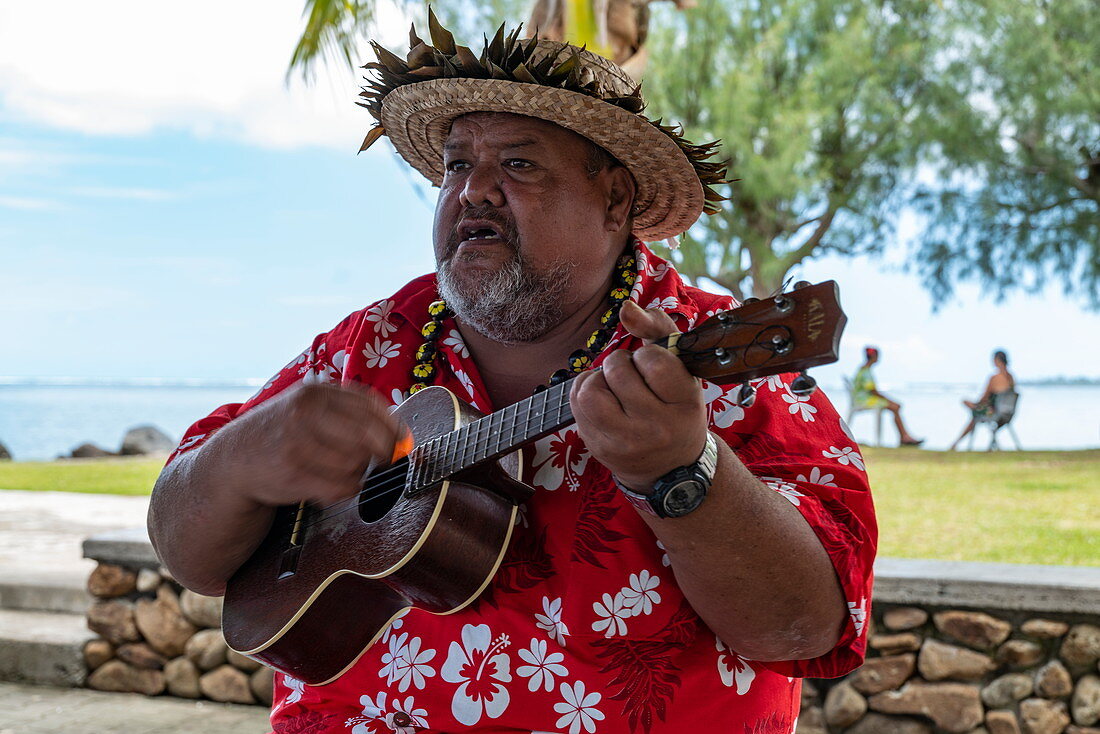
[222,280,847,684]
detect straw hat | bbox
[358,11,727,241]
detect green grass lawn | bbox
[0,456,164,495]
[1,448,1098,566]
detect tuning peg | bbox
[742,297,759,304]
[735,382,757,407]
[790,371,818,396]
[794,280,811,290]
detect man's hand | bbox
[215,382,406,508]
[569,301,708,492]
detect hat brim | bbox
[380,78,705,241]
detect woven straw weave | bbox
[379,44,705,241]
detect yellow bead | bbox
[409,383,428,394]
[610,287,630,301]
[421,321,440,339]
[586,331,600,349]
[428,299,448,317]
[412,363,435,379]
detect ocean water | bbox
[0,381,1097,461]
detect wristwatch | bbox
[616,432,719,518]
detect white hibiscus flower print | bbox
[530,429,590,492]
[781,387,818,422]
[619,570,662,616]
[761,476,805,506]
[443,329,470,358]
[388,388,407,408]
[701,380,746,428]
[175,433,206,454]
[848,597,868,636]
[516,638,569,693]
[753,374,786,393]
[535,596,570,647]
[454,367,476,400]
[823,445,866,471]
[366,299,397,337]
[381,608,408,644]
[390,635,437,692]
[795,466,837,487]
[282,674,306,704]
[554,680,605,734]
[304,348,346,385]
[715,638,756,695]
[440,624,512,726]
[649,261,670,281]
[839,416,857,442]
[591,592,631,638]
[346,692,428,734]
[655,540,671,567]
[363,338,401,368]
[645,296,679,312]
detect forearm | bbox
[148,430,275,597]
[640,442,845,661]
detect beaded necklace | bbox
[409,251,638,395]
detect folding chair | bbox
[969,390,1023,451]
[844,376,885,447]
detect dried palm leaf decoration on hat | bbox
[357,9,728,241]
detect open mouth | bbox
[457,220,505,244]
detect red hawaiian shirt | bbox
[170,241,876,734]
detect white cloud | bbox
[0,195,58,210]
[0,1,412,151]
[71,187,176,201]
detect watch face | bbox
[662,479,707,517]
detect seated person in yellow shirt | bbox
[853,346,923,446]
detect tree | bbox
[912,0,1099,309]
[642,0,943,299]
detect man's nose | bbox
[458,163,505,208]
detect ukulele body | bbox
[222,385,530,685]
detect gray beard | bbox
[437,254,577,343]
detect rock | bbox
[869,681,984,733]
[998,640,1045,668]
[136,568,162,593]
[87,563,137,598]
[846,712,934,734]
[802,679,820,707]
[885,607,929,632]
[185,628,228,671]
[87,659,166,696]
[1062,625,1100,668]
[1035,660,1074,699]
[982,673,1035,709]
[871,632,923,655]
[1019,698,1070,734]
[851,653,917,695]
[919,639,997,681]
[250,667,275,707]
[986,710,1022,734]
[226,649,262,673]
[1023,619,1070,639]
[164,657,201,699]
[1074,675,1100,726]
[935,610,1012,650]
[119,425,176,456]
[199,664,255,704]
[116,642,167,670]
[134,585,197,657]
[70,442,115,458]
[87,599,140,645]
[1067,727,1100,734]
[825,681,867,727]
[179,589,223,629]
[0,440,11,460]
[83,639,114,670]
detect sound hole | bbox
[357,457,409,523]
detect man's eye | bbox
[445,160,469,172]
[505,159,533,169]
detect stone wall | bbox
[83,531,1100,733]
[81,529,273,706]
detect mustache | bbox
[442,206,520,261]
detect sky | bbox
[1,1,1098,393]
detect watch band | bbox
[615,432,719,518]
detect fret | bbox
[410,447,424,491]
[426,436,441,483]
[538,387,551,433]
[471,416,483,464]
[441,429,455,479]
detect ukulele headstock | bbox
[669,281,846,386]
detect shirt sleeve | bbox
[165,311,365,465]
[706,374,877,679]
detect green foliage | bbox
[289,0,386,81]
[644,0,943,298]
[912,0,1100,309]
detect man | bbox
[852,346,923,446]
[149,17,876,733]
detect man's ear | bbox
[604,166,636,233]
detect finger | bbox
[599,350,664,415]
[631,345,704,405]
[570,369,627,429]
[620,301,679,343]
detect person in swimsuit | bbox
[950,350,1016,451]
